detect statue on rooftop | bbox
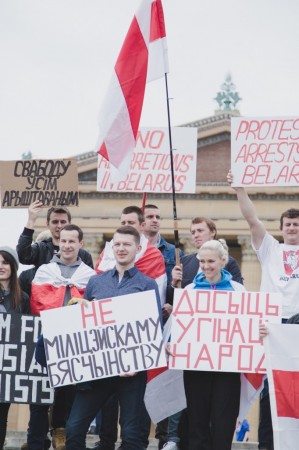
[214,73,241,113]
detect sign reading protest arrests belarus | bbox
[0,314,53,404]
[0,159,79,208]
[169,289,282,373]
[40,290,167,388]
[231,117,299,187]
[97,127,197,193]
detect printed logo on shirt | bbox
[283,250,299,276]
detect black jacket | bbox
[0,289,30,314]
[17,227,94,269]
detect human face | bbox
[120,213,143,233]
[112,233,141,269]
[59,230,83,265]
[0,254,12,288]
[198,248,225,283]
[47,212,70,241]
[190,222,216,249]
[281,217,299,245]
[143,208,161,235]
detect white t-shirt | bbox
[254,233,299,318]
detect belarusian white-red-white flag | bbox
[95,0,169,179]
[144,316,187,423]
[238,372,264,421]
[264,323,299,450]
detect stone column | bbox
[179,234,196,255]
[237,235,261,292]
[83,232,104,267]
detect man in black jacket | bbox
[17,200,93,269]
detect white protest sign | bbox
[40,290,166,388]
[97,127,197,193]
[169,289,282,373]
[231,116,299,187]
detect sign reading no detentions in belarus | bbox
[97,127,197,193]
[0,159,79,207]
[231,116,299,187]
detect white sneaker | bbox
[162,442,179,450]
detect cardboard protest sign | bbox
[40,290,167,388]
[0,314,53,404]
[231,116,299,187]
[0,159,79,207]
[169,289,282,373]
[97,127,197,193]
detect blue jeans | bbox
[66,372,147,450]
[168,411,182,443]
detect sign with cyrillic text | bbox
[0,159,79,207]
[169,289,282,373]
[231,117,299,186]
[0,314,53,404]
[97,127,197,193]
[40,290,166,387]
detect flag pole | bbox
[164,73,181,287]
[141,192,147,213]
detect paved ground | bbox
[4,431,258,449]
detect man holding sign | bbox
[27,224,95,450]
[228,169,299,450]
[66,225,163,450]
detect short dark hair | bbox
[191,217,217,239]
[114,225,140,245]
[47,206,71,223]
[60,224,83,241]
[144,204,159,210]
[121,206,144,224]
[280,209,299,230]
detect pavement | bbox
[4,431,258,449]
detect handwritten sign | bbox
[40,290,167,388]
[231,116,299,186]
[97,127,197,193]
[0,159,79,207]
[0,314,53,404]
[169,289,282,373]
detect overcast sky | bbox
[1,0,298,249]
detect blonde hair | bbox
[198,239,229,264]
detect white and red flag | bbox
[264,323,299,450]
[238,372,264,421]
[95,0,169,179]
[144,316,187,423]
